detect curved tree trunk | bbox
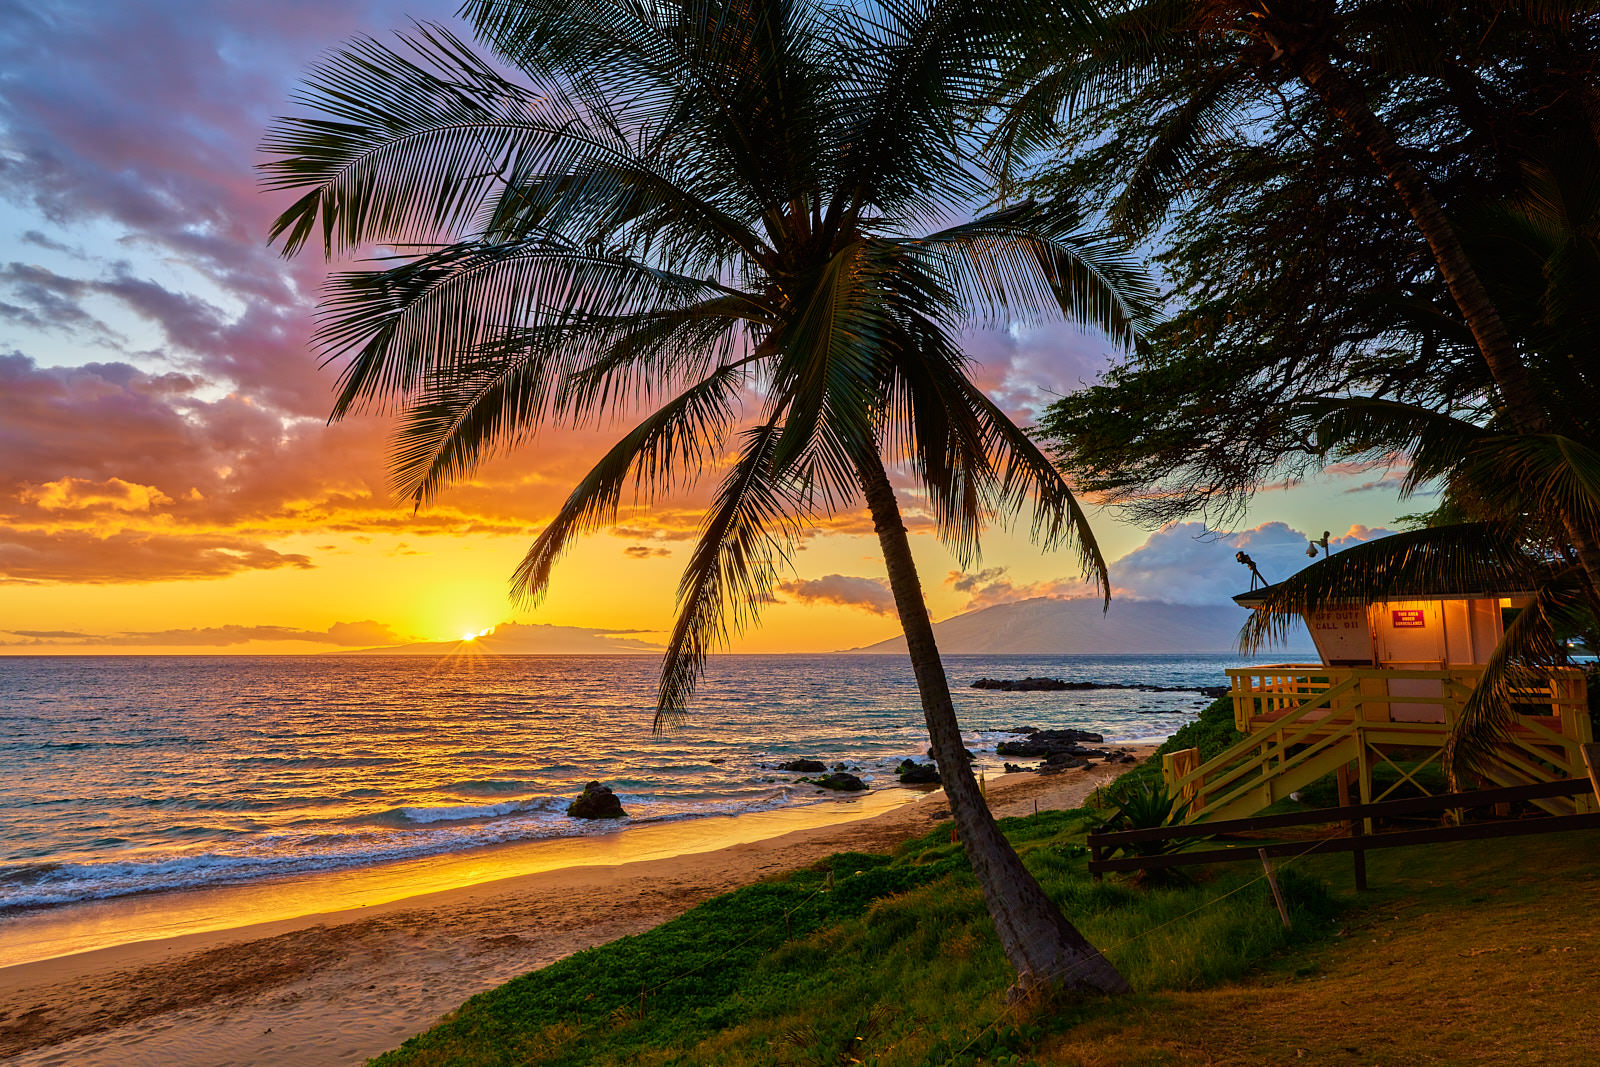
[855,452,1129,997]
[1265,26,1600,597]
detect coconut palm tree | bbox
[261,0,1154,995]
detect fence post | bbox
[1259,848,1292,929]
[1338,764,1368,891]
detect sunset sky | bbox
[0,0,1409,655]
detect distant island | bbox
[843,596,1311,655]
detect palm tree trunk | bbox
[854,452,1130,997]
[1271,33,1600,596]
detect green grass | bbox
[375,799,1342,1067]
[372,697,1596,1064]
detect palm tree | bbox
[261,0,1153,995]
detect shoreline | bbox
[0,782,930,970]
[0,755,1145,1066]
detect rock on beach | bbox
[812,771,867,791]
[566,781,627,819]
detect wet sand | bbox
[0,757,1143,1066]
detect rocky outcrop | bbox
[812,771,867,791]
[895,759,941,785]
[974,678,1230,699]
[566,781,627,819]
[996,728,1103,755]
[971,676,1070,691]
[995,727,1137,773]
[777,759,826,773]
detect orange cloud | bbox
[777,574,895,615]
[0,528,312,584]
[944,566,1099,611]
[0,619,405,648]
[19,476,175,512]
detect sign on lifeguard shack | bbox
[1160,576,1593,824]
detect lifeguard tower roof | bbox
[1231,574,1537,609]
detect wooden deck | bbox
[1163,664,1593,823]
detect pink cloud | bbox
[777,574,897,615]
[944,566,1100,611]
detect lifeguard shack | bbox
[1162,579,1594,823]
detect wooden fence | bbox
[1087,777,1600,890]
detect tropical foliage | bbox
[261,0,1156,992]
[1014,1,1600,774]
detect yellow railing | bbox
[1228,664,1591,746]
[1163,664,1593,822]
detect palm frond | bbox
[913,197,1159,340]
[1111,56,1254,235]
[960,377,1109,597]
[655,419,805,730]
[1445,578,1589,781]
[1456,434,1600,535]
[765,240,887,476]
[261,23,560,256]
[1298,395,1489,494]
[315,244,717,418]
[508,365,746,607]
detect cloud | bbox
[19,476,173,512]
[624,545,671,558]
[777,574,896,615]
[0,353,627,582]
[324,619,404,645]
[938,522,1399,611]
[1105,521,1397,605]
[0,619,405,648]
[944,566,1100,611]
[5,629,93,639]
[0,528,313,583]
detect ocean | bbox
[0,652,1257,914]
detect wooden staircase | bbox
[1163,665,1594,824]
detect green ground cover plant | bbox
[375,801,1339,1067]
[372,705,1598,1065]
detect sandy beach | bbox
[0,757,1144,1066]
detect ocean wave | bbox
[229,755,406,768]
[0,786,820,911]
[1,652,1226,913]
[446,778,538,796]
[387,797,568,824]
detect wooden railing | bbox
[1228,664,1590,738]
[1161,665,1592,823]
[1090,778,1600,887]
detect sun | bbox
[458,626,495,643]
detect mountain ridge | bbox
[842,596,1310,655]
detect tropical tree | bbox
[1007,0,1600,594]
[1014,2,1600,773]
[260,0,1155,994]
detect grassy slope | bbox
[375,699,1597,1065]
[1038,828,1600,1065]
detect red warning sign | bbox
[1390,608,1426,628]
